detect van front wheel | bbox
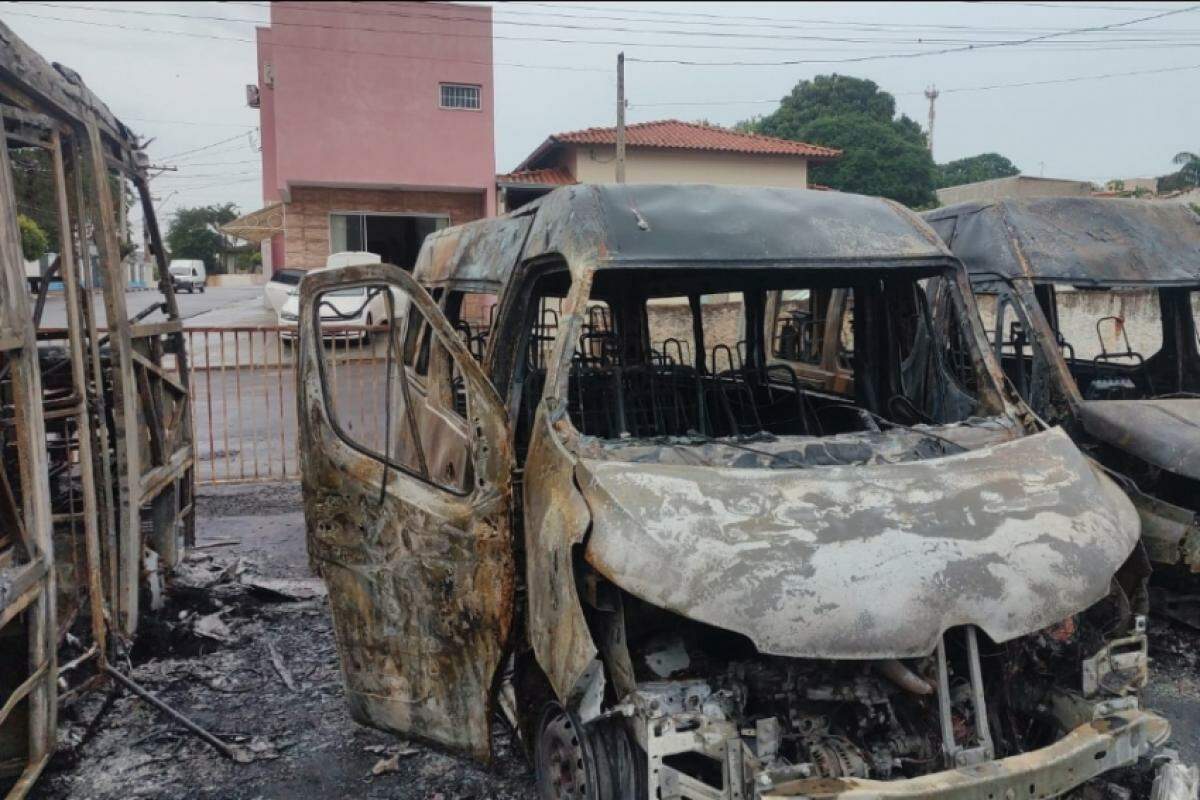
[534,703,641,800]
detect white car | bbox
[277,284,402,343]
[278,252,408,343]
[263,268,305,313]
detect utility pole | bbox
[924,84,939,157]
[140,165,176,286]
[616,51,626,184]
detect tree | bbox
[742,74,936,208]
[11,148,59,252]
[935,153,1020,189]
[165,203,239,274]
[1171,150,1200,189]
[18,214,48,262]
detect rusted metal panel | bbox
[522,400,599,702]
[298,263,515,763]
[926,197,1200,285]
[578,427,1139,660]
[763,711,1168,799]
[413,214,533,291]
[1078,399,1200,479]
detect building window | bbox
[439,83,481,110]
[330,213,449,270]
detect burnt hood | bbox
[1078,399,1200,481]
[577,427,1138,660]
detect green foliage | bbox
[11,148,60,252]
[1156,150,1200,194]
[935,153,1020,189]
[18,214,48,262]
[165,203,239,274]
[1189,202,1200,217]
[1106,179,1126,192]
[744,74,936,208]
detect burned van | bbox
[298,185,1166,799]
[925,198,1200,627]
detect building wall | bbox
[283,187,485,269]
[256,1,496,214]
[935,175,1093,206]
[569,145,809,188]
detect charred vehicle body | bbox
[925,198,1200,627]
[298,185,1166,799]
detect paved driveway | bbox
[36,285,273,330]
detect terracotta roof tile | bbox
[549,119,841,159]
[495,167,577,186]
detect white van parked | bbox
[168,259,206,293]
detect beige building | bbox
[935,174,1095,206]
[497,119,841,210]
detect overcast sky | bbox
[4,1,1199,226]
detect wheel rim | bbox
[536,705,592,800]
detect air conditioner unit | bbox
[246,84,260,109]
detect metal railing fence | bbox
[184,325,388,484]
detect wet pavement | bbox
[36,286,269,330]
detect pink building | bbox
[248,1,495,272]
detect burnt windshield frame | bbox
[548,262,1009,443]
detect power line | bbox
[122,117,258,128]
[160,175,261,193]
[158,131,252,161]
[14,2,1200,73]
[630,60,1200,109]
[505,0,1193,34]
[625,3,1200,65]
[39,1,1200,55]
[165,158,261,167]
[10,3,1019,54]
[980,2,1182,11]
[1,8,609,72]
[38,1,1200,54]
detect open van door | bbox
[296,263,515,762]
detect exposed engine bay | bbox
[575,574,1157,798]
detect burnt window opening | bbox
[545,267,999,449]
[444,290,499,416]
[982,281,1200,405]
[509,268,573,465]
[316,284,472,495]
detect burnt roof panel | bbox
[926,197,1200,285]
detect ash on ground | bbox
[31,483,535,800]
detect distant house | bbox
[227,2,496,273]
[935,175,1095,206]
[496,120,841,211]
